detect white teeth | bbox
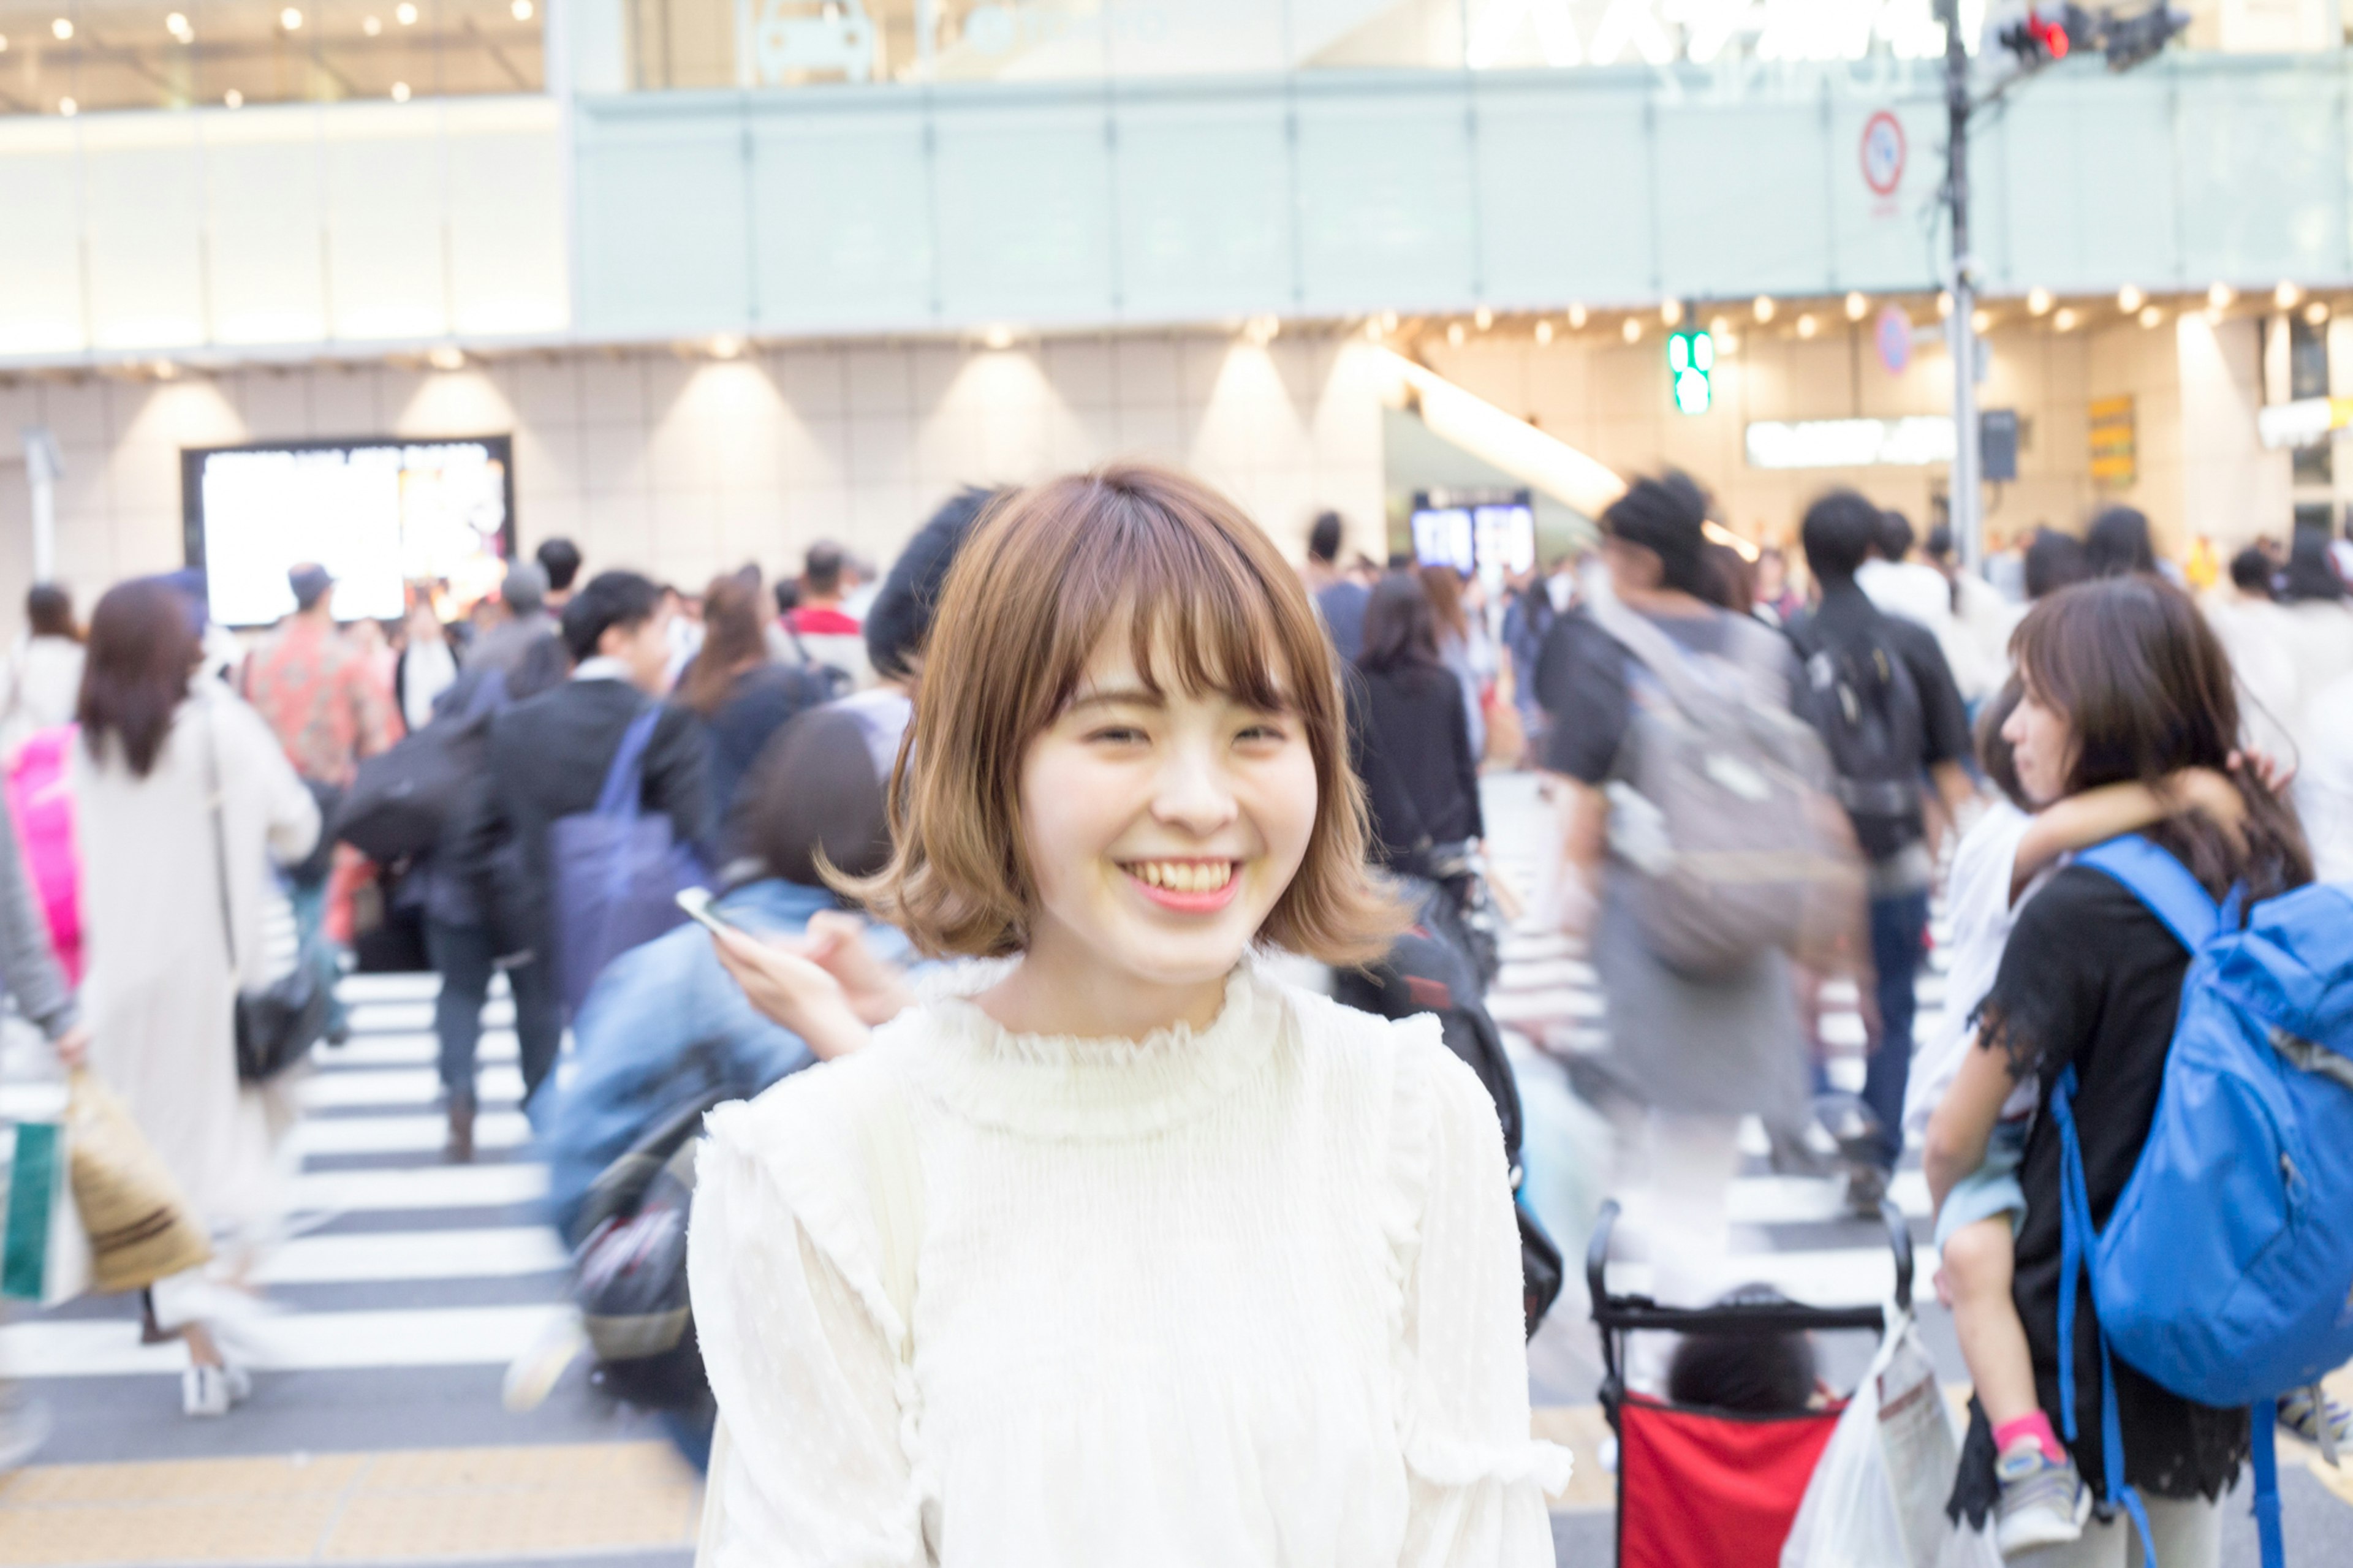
[1129,860,1233,893]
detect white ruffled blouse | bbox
[687,963,1570,1567]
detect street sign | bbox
[1860,110,1906,215]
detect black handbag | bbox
[207,713,333,1083]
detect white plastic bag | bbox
[1781,1311,2003,1568]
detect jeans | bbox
[424,917,562,1110]
[286,876,350,1037]
[1862,887,1931,1172]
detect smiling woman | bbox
[686,461,1571,1568]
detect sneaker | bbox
[181,1365,232,1418]
[2279,1387,2349,1456]
[1995,1442,2091,1555]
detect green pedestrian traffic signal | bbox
[1667,328,1714,415]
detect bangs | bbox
[1037,484,1303,721]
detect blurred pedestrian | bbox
[2083,505,2163,581]
[844,486,1002,773]
[1754,545,1803,624]
[0,585,86,762]
[241,563,400,1043]
[2202,546,2299,759]
[455,570,710,1105]
[1794,491,1975,1215]
[469,561,561,681]
[2025,528,2091,601]
[536,538,583,613]
[676,573,830,862]
[73,579,320,1417]
[395,594,460,734]
[689,463,1564,1562]
[782,540,870,691]
[1303,509,1370,663]
[1532,471,1814,1391]
[1420,564,1491,760]
[2278,526,2353,725]
[1927,523,2023,700]
[1352,572,1483,866]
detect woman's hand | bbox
[51,1023,90,1071]
[709,925,871,1061]
[2226,746,2296,795]
[798,912,921,1026]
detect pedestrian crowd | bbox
[1,458,2350,1568]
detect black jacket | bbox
[453,678,711,960]
[1349,661,1485,861]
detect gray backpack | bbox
[1591,598,1860,978]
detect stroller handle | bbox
[1584,1193,1915,1330]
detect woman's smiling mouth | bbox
[1121,858,1243,912]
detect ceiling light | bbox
[1534,319,1553,345]
[2275,281,2302,311]
[1937,291,1953,318]
[51,17,72,40]
[2053,307,2078,331]
[0,36,10,51]
[1622,317,1643,344]
[152,360,179,381]
[57,96,75,116]
[2028,287,2054,316]
[224,88,243,107]
[1795,314,1818,339]
[281,7,302,28]
[1243,314,1280,346]
[1363,317,1384,341]
[982,323,1014,350]
[2118,284,2145,313]
[1971,308,1992,334]
[1473,305,1493,331]
[1716,331,1740,355]
[390,80,410,100]
[1567,303,1588,330]
[511,0,532,15]
[1380,310,1398,335]
[1845,292,1869,321]
[1752,295,1775,324]
[427,344,464,371]
[166,11,191,39]
[362,13,381,32]
[2207,282,2235,310]
[707,333,743,360]
[396,1,418,23]
[2139,304,2164,329]
[1447,321,1466,347]
[1661,300,1684,327]
[1709,314,1730,336]
[2306,300,2331,326]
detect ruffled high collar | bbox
[900,964,1288,1141]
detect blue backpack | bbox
[2051,835,2353,1568]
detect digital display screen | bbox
[1411,491,1534,580]
[182,437,517,628]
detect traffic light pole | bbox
[1939,0,1984,574]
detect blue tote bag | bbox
[550,706,709,1019]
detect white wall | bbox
[0,330,1389,632]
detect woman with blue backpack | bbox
[1929,575,2351,1567]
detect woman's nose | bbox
[1151,744,1239,834]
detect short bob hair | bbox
[846,462,1403,965]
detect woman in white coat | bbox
[72,578,320,1417]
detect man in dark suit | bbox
[455,571,711,1114]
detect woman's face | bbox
[2003,678,2076,807]
[1016,630,1319,996]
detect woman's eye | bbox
[1086,725,1147,745]
[1235,722,1290,744]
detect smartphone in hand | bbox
[676,887,742,937]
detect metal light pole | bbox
[1938,0,1984,574]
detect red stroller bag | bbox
[1588,1196,1915,1567]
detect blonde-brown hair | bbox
[844,463,1404,965]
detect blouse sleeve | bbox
[1389,1030,1573,1568]
[688,1098,927,1568]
